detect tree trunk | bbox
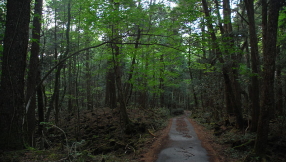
[0,0,31,149]
[159,54,165,107]
[124,27,140,105]
[37,71,45,149]
[244,0,260,132]
[255,0,281,156]
[112,34,130,126]
[105,60,117,109]
[66,0,74,114]
[109,0,130,127]
[202,0,243,128]
[25,0,43,146]
[187,46,198,107]
[113,40,130,126]
[223,0,243,129]
[276,48,283,114]
[46,65,62,123]
[85,49,93,110]
[45,3,62,123]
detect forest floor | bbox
[1,108,286,162]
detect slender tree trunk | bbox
[138,55,149,109]
[46,3,62,123]
[86,49,93,110]
[37,73,44,135]
[109,0,130,127]
[159,54,165,107]
[125,27,141,105]
[46,65,61,123]
[105,62,117,109]
[262,0,267,53]
[244,0,260,132]
[37,71,45,149]
[276,47,283,114]
[112,31,130,126]
[187,47,198,107]
[0,0,31,149]
[25,0,43,146]
[189,70,198,107]
[214,0,224,34]
[65,0,73,114]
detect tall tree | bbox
[0,0,31,149]
[255,0,281,156]
[85,49,93,110]
[45,0,62,123]
[105,60,117,109]
[25,0,43,146]
[201,0,243,129]
[110,0,130,127]
[244,0,260,132]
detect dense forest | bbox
[0,0,285,161]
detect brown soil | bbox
[139,118,173,162]
[188,118,225,162]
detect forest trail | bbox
[155,113,209,162]
[141,111,222,162]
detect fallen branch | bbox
[148,129,156,137]
[232,139,255,149]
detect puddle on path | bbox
[156,116,209,162]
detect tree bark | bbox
[25,0,43,146]
[276,47,283,114]
[37,71,45,149]
[105,61,117,109]
[0,0,31,149]
[255,0,281,156]
[85,49,93,110]
[244,0,260,132]
[66,0,74,114]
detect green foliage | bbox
[191,62,215,72]
[40,122,54,130]
[238,64,259,77]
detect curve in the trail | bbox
[156,116,209,162]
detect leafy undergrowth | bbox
[0,107,170,162]
[191,111,286,162]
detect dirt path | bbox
[140,111,222,162]
[156,115,209,162]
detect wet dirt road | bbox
[156,115,209,162]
